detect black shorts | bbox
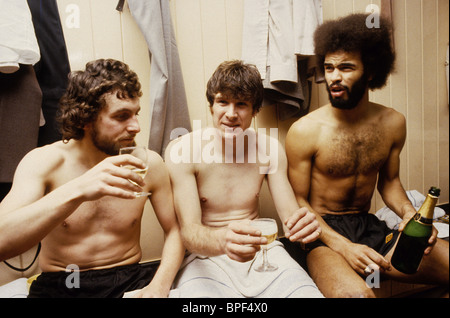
[282,213,399,272]
[28,262,155,298]
[306,213,399,256]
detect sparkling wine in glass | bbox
[250,218,278,272]
[119,146,151,197]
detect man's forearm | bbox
[148,227,186,295]
[181,223,227,257]
[297,197,352,253]
[378,179,415,219]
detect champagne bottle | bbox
[391,187,440,274]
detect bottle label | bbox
[413,213,433,225]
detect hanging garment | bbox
[0,0,42,183]
[0,0,40,74]
[241,0,323,120]
[127,0,191,156]
[27,0,71,147]
[293,0,323,56]
[0,65,42,182]
[262,58,312,120]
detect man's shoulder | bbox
[22,141,66,163]
[371,103,406,126]
[147,148,164,166]
[165,131,196,150]
[164,131,195,164]
[15,141,67,178]
[371,101,402,114]
[288,107,327,137]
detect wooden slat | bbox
[405,0,424,192]
[422,0,439,190]
[173,0,209,127]
[90,0,123,61]
[390,0,409,191]
[225,0,245,60]
[57,0,95,70]
[437,0,449,204]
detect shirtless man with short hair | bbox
[0,59,184,298]
[165,60,323,298]
[286,13,449,298]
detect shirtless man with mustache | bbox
[0,59,184,298]
[286,13,449,298]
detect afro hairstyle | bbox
[314,13,395,90]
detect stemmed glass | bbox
[250,218,278,272]
[119,146,151,197]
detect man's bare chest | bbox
[47,162,144,230]
[196,163,264,206]
[56,197,144,237]
[316,126,389,177]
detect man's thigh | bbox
[307,246,375,298]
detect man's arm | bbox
[264,136,320,243]
[134,151,185,297]
[0,146,146,261]
[376,110,437,253]
[164,137,265,262]
[377,111,415,219]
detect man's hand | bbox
[284,207,321,243]
[398,209,438,255]
[71,154,147,201]
[132,282,170,298]
[340,241,391,276]
[223,220,267,262]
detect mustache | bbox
[119,135,136,140]
[328,83,349,92]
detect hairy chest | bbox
[316,125,389,177]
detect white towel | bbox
[0,278,28,298]
[169,241,323,298]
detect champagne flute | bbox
[119,146,151,197]
[250,218,278,272]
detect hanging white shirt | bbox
[293,0,323,56]
[0,0,40,73]
[241,0,322,84]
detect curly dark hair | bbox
[57,58,142,141]
[314,13,395,90]
[206,60,264,113]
